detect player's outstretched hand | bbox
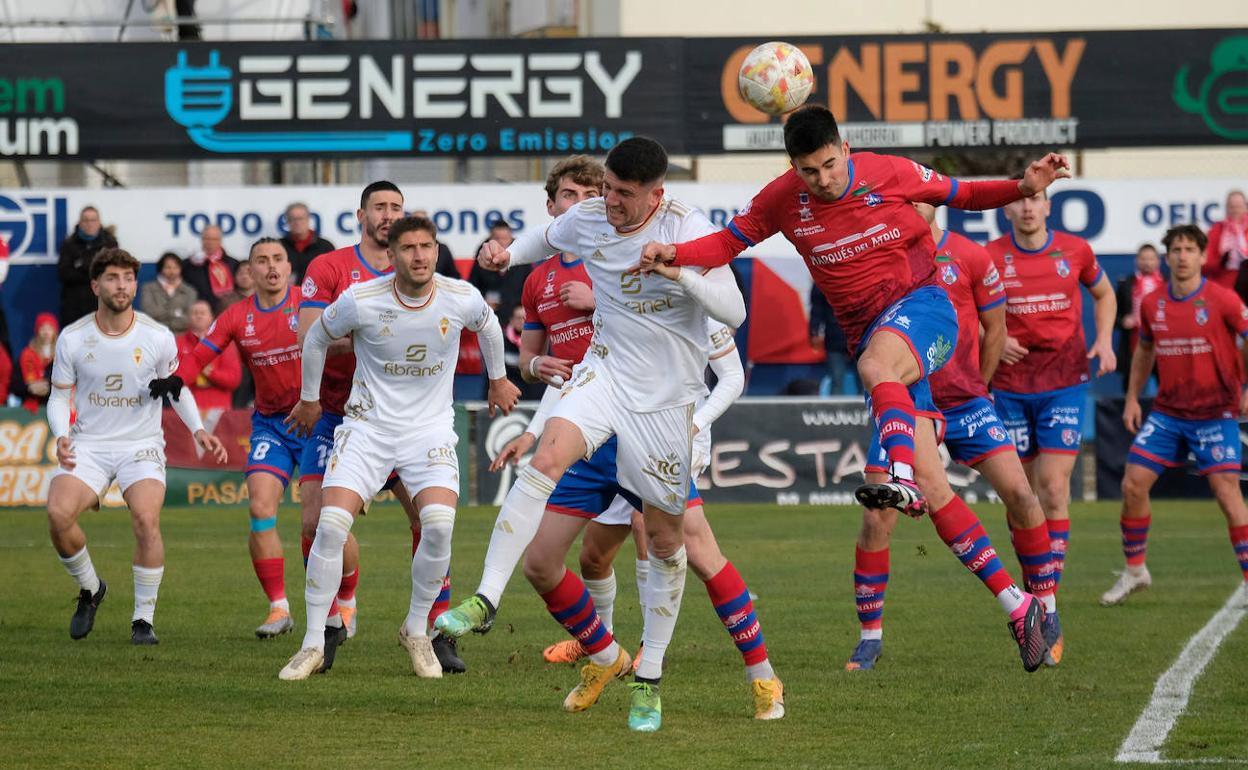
[1001,336,1029,365]
[477,239,512,273]
[559,280,595,311]
[1123,398,1143,433]
[195,429,229,464]
[632,241,677,275]
[147,375,185,404]
[1019,152,1072,196]
[487,377,521,417]
[55,437,76,470]
[490,431,536,472]
[284,399,322,438]
[1087,337,1117,377]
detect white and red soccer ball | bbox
[737,41,815,116]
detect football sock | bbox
[541,568,619,666]
[404,505,456,638]
[302,506,352,650]
[853,545,889,640]
[252,557,286,604]
[931,497,1024,616]
[704,561,772,679]
[635,558,650,615]
[429,573,451,630]
[132,565,164,624]
[477,466,557,607]
[1048,518,1070,588]
[637,545,687,681]
[59,546,100,594]
[1229,523,1248,582]
[1122,516,1152,567]
[1009,522,1057,612]
[337,567,358,603]
[584,573,617,634]
[869,382,917,481]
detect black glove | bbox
[148,375,185,404]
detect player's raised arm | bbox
[641,185,782,274]
[478,208,571,273]
[893,153,1071,211]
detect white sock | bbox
[892,462,914,482]
[302,506,353,650]
[636,545,687,681]
[1040,594,1057,614]
[59,547,100,594]
[132,565,164,624]
[860,628,883,641]
[584,573,617,635]
[634,558,649,617]
[996,583,1026,616]
[403,504,456,637]
[272,597,290,612]
[745,660,776,681]
[477,466,557,607]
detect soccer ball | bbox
[737,41,815,116]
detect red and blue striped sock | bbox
[932,497,1023,613]
[1048,518,1071,588]
[853,546,889,639]
[1229,524,1248,582]
[541,569,617,662]
[1009,523,1056,602]
[704,562,768,667]
[1122,516,1151,567]
[870,382,917,479]
[429,573,451,626]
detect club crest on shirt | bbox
[301,277,317,298]
[288,314,299,332]
[350,269,361,281]
[798,192,809,205]
[1055,258,1071,278]
[439,317,450,338]
[132,347,143,366]
[865,193,884,207]
[1196,307,1209,325]
[940,264,958,285]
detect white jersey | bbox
[542,196,723,413]
[320,273,495,434]
[51,312,179,444]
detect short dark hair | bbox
[488,220,512,232]
[605,137,668,185]
[388,215,437,248]
[545,155,605,201]
[783,105,842,158]
[1137,243,1158,255]
[360,180,402,210]
[1162,224,1208,252]
[155,251,182,273]
[248,236,284,259]
[90,247,140,280]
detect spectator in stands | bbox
[469,220,529,324]
[19,312,57,412]
[809,285,856,395]
[410,208,463,279]
[219,260,257,309]
[280,202,334,283]
[1115,243,1165,380]
[1204,190,1247,289]
[176,300,241,412]
[503,304,545,400]
[182,225,240,313]
[141,252,199,332]
[57,206,118,324]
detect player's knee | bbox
[46,499,78,532]
[858,509,895,548]
[132,513,161,544]
[314,506,354,550]
[522,548,561,588]
[578,543,612,577]
[856,354,886,390]
[647,527,684,560]
[999,483,1039,518]
[1038,476,1071,511]
[416,504,455,560]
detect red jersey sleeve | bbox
[1138,296,1155,343]
[971,250,1007,312]
[300,256,339,309]
[1077,241,1104,287]
[1221,286,1248,336]
[883,155,1023,210]
[521,268,542,330]
[673,177,783,268]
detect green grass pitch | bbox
[1,501,1245,768]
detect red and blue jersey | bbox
[299,244,392,415]
[182,287,302,416]
[1139,279,1248,421]
[521,254,596,364]
[986,230,1103,394]
[929,230,1007,409]
[672,152,1026,355]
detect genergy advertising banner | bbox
[1,178,1240,265]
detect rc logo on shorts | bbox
[642,452,683,486]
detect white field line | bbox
[1116,586,1247,764]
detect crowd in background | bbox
[0,189,1245,412]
